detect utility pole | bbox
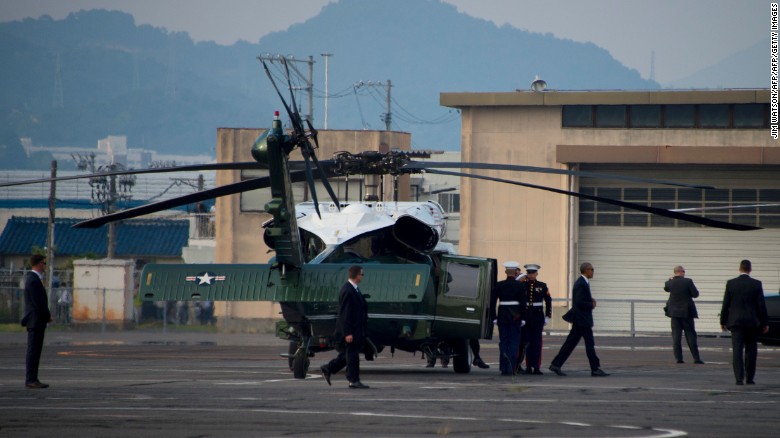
[354,80,392,131]
[46,160,56,292]
[321,53,333,129]
[384,79,392,131]
[107,173,117,259]
[258,54,315,124]
[52,53,64,109]
[73,154,135,259]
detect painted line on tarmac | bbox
[0,405,688,437]
[338,396,776,405]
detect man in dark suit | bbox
[664,265,703,364]
[549,262,608,377]
[320,265,370,389]
[720,259,769,385]
[21,254,52,389]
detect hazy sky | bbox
[0,0,769,84]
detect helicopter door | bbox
[433,255,496,340]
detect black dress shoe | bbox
[472,358,490,369]
[591,368,609,377]
[349,381,370,389]
[320,365,331,386]
[548,365,566,376]
[746,380,755,385]
[676,360,684,364]
[532,368,544,375]
[736,380,744,385]
[694,360,704,364]
[25,381,49,389]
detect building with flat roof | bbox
[441,89,779,333]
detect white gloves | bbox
[520,320,526,327]
[544,317,550,326]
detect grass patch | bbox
[0,323,25,333]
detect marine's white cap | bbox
[503,261,520,269]
[524,263,541,272]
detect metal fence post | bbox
[630,301,636,337]
[101,288,106,333]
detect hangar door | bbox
[576,165,780,335]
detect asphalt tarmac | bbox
[0,329,778,437]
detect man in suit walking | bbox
[720,259,769,385]
[21,254,52,389]
[664,265,703,364]
[549,262,608,377]
[321,265,370,389]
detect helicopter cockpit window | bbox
[301,230,326,262]
[442,262,480,299]
[321,227,431,264]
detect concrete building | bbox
[441,88,779,333]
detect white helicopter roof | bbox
[296,201,447,247]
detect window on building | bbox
[629,105,661,128]
[438,192,460,213]
[564,103,768,130]
[579,186,780,228]
[562,106,593,127]
[734,104,766,128]
[699,104,730,128]
[595,105,627,127]
[664,104,695,128]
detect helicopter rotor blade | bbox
[0,162,263,189]
[261,58,300,133]
[404,161,715,190]
[305,118,341,209]
[672,203,780,213]
[300,145,322,218]
[281,57,307,136]
[73,170,310,229]
[423,168,761,231]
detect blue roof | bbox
[0,217,189,258]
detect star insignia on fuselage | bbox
[197,272,214,285]
[185,272,226,286]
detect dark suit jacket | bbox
[664,276,700,318]
[21,270,51,329]
[563,276,594,327]
[334,281,368,342]
[720,274,768,329]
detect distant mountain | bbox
[665,38,766,89]
[0,0,661,167]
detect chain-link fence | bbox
[3,271,726,336]
[0,268,74,324]
[551,298,728,336]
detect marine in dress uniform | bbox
[490,261,527,376]
[519,264,551,375]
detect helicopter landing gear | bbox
[451,339,473,374]
[291,337,312,379]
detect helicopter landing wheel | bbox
[451,339,472,374]
[287,341,296,371]
[292,349,310,379]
